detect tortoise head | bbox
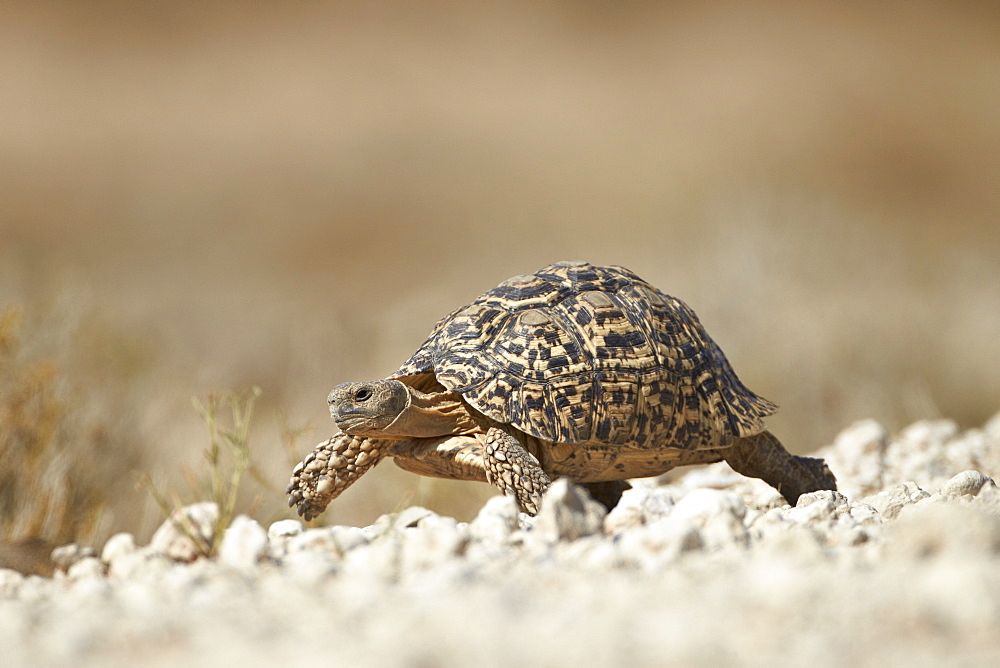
[329,378,479,439]
[328,380,411,436]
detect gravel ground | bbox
[3,414,1000,667]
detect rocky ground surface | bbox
[3,415,1000,667]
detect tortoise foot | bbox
[483,426,551,515]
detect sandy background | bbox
[1,1,998,546]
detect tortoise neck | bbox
[380,386,479,438]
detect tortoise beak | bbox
[332,412,370,432]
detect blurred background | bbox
[1,1,998,558]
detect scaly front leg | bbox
[286,433,389,520]
[483,426,551,515]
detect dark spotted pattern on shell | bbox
[391,261,777,450]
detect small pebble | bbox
[101,533,136,565]
[939,470,995,498]
[533,479,607,543]
[51,544,98,572]
[217,516,268,570]
[148,502,219,562]
[268,520,305,541]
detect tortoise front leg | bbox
[483,426,551,515]
[286,432,389,520]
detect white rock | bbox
[68,574,112,601]
[342,533,403,581]
[835,419,890,456]
[899,419,960,446]
[849,504,881,525]
[0,569,23,596]
[268,520,305,541]
[401,515,468,572]
[469,495,520,544]
[604,486,675,534]
[218,515,268,570]
[280,550,338,586]
[661,489,750,550]
[107,551,155,580]
[266,520,305,559]
[617,516,703,564]
[677,465,744,492]
[984,409,1000,439]
[100,533,136,565]
[558,535,621,571]
[285,527,336,555]
[148,502,219,562]
[863,482,931,520]
[823,419,890,497]
[703,515,750,551]
[887,503,1000,560]
[67,557,104,581]
[753,521,826,560]
[330,526,372,555]
[745,484,788,512]
[826,514,871,548]
[939,429,991,470]
[671,489,746,525]
[939,470,996,498]
[51,544,98,571]
[785,491,851,526]
[393,506,436,529]
[805,489,850,510]
[972,483,1000,513]
[534,479,608,542]
[360,522,389,543]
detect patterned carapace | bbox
[391,261,776,450]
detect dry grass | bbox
[138,387,262,557]
[0,1,998,541]
[0,305,145,570]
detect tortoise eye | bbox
[354,387,372,402]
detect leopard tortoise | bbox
[287,261,836,519]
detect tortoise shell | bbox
[391,261,776,450]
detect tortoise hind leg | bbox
[723,430,837,506]
[483,426,551,515]
[580,480,632,512]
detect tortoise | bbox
[286,261,836,519]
